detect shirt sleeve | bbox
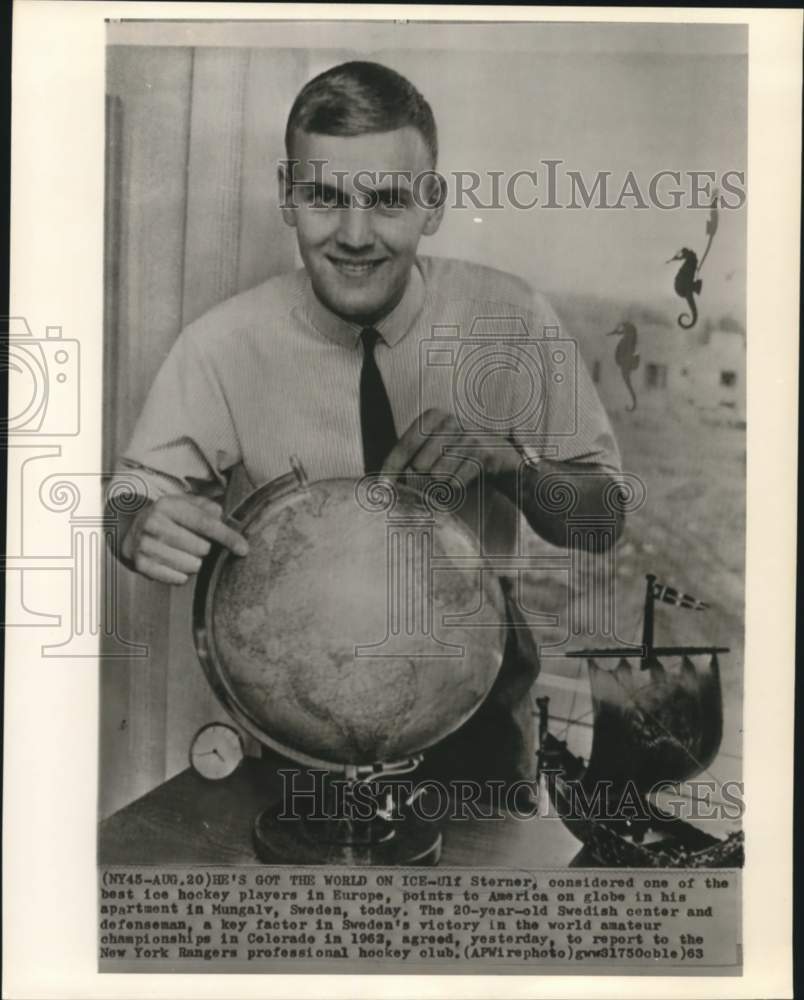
[509,292,622,474]
[111,326,242,502]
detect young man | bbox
[114,61,622,795]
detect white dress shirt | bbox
[116,255,621,557]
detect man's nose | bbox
[336,204,375,250]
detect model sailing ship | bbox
[536,574,745,867]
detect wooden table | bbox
[99,754,579,867]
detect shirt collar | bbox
[299,261,426,349]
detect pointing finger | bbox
[383,409,451,474]
[170,503,250,556]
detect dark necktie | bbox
[360,327,397,473]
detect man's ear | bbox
[278,162,297,229]
[422,201,445,237]
[421,171,447,236]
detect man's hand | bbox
[120,495,249,585]
[381,408,624,550]
[382,408,519,485]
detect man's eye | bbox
[297,189,344,209]
[311,196,342,209]
[377,194,406,212]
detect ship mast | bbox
[563,573,728,662]
[642,573,656,656]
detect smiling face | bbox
[280,127,444,326]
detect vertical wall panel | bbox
[100,94,130,817]
[181,49,250,326]
[165,48,257,781]
[111,46,195,434]
[101,45,193,817]
[236,49,306,292]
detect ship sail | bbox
[536,574,743,867]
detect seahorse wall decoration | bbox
[667,247,702,329]
[607,321,640,411]
[667,190,719,331]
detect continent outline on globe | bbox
[193,471,507,771]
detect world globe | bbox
[194,472,506,769]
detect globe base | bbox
[252,801,443,866]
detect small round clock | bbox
[189,722,245,780]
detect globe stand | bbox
[252,763,443,866]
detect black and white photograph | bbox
[4,3,800,995]
[96,13,749,967]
